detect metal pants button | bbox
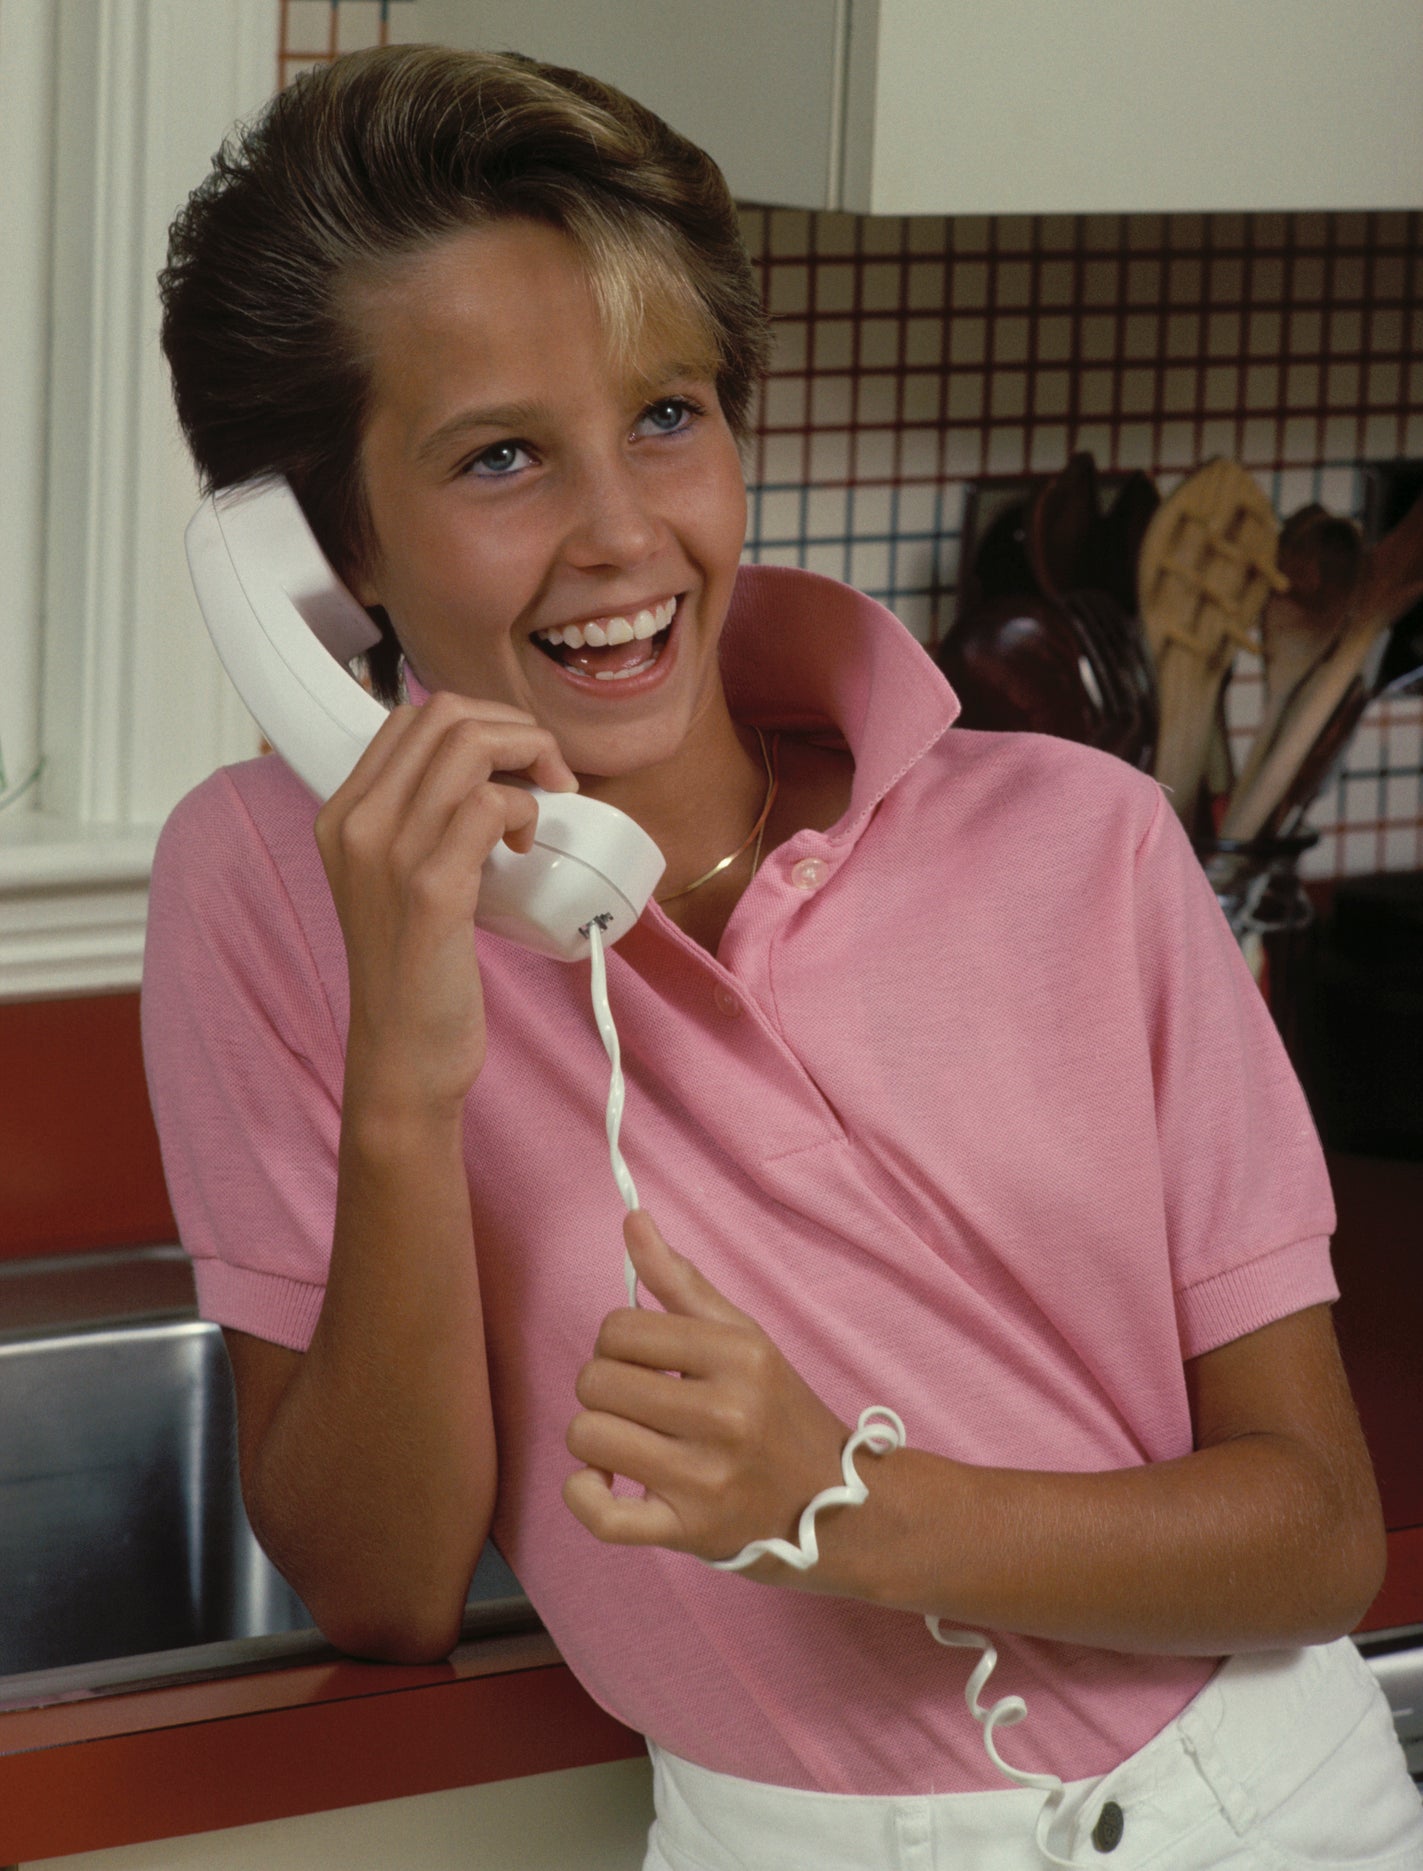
[1091,1800,1125,1851]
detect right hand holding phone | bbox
[314,693,579,1117]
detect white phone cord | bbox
[583,922,1070,1863]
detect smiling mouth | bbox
[532,596,678,682]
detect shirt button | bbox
[790,857,829,892]
[713,985,742,1019]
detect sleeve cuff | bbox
[192,1255,326,1352]
[1175,1234,1339,1361]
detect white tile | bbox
[758,433,806,483]
[810,375,854,426]
[811,319,854,371]
[755,488,804,541]
[944,428,985,476]
[854,429,897,479]
[856,375,900,425]
[769,320,807,372]
[896,485,940,534]
[986,429,1026,474]
[814,264,856,313]
[806,540,849,578]
[898,427,942,479]
[862,262,903,312]
[901,373,943,422]
[762,376,807,427]
[1385,772,1421,819]
[807,428,851,481]
[814,212,859,257]
[851,539,893,590]
[769,210,810,257]
[848,486,893,538]
[803,483,851,533]
[767,266,809,316]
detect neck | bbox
[576,694,765,895]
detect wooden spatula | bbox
[1137,460,1286,827]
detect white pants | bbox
[644,1638,1423,1869]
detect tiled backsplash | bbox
[286,0,1422,877]
[737,205,1423,878]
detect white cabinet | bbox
[412,0,1423,214]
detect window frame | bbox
[0,0,279,1000]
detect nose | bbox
[561,455,663,572]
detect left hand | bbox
[563,1209,850,1574]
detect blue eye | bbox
[468,440,531,477]
[638,396,699,436]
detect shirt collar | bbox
[720,564,961,840]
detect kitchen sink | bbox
[0,1248,533,1708]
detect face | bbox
[348,219,748,781]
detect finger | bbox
[575,1354,715,1436]
[339,696,575,823]
[408,705,576,803]
[592,1306,740,1377]
[624,1209,751,1327]
[417,693,580,794]
[566,1408,689,1499]
[562,1466,683,1548]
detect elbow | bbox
[1295,1498,1389,1646]
[313,1594,466,1665]
[1334,1512,1389,1639]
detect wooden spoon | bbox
[1220,489,1423,840]
[1227,506,1362,812]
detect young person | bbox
[144,44,1423,1868]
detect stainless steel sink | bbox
[0,1248,533,1708]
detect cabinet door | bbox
[413,0,1422,217]
[413,0,848,209]
[844,0,1423,215]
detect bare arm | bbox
[226,695,578,1663]
[225,1100,492,1663]
[567,1213,1386,1656]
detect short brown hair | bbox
[159,44,770,699]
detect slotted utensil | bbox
[1137,460,1286,826]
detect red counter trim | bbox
[1359,1525,1423,1636]
[0,1634,643,1863]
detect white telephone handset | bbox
[184,476,664,961]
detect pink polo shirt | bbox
[141,564,1337,1794]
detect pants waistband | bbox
[646,1638,1413,1870]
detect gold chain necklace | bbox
[655,727,781,905]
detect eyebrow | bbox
[414,401,548,468]
[413,360,719,467]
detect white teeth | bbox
[534,597,677,650]
[594,655,655,681]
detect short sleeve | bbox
[141,771,345,1350]
[1131,788,1338,1359]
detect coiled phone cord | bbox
[584,922,1071,1862]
